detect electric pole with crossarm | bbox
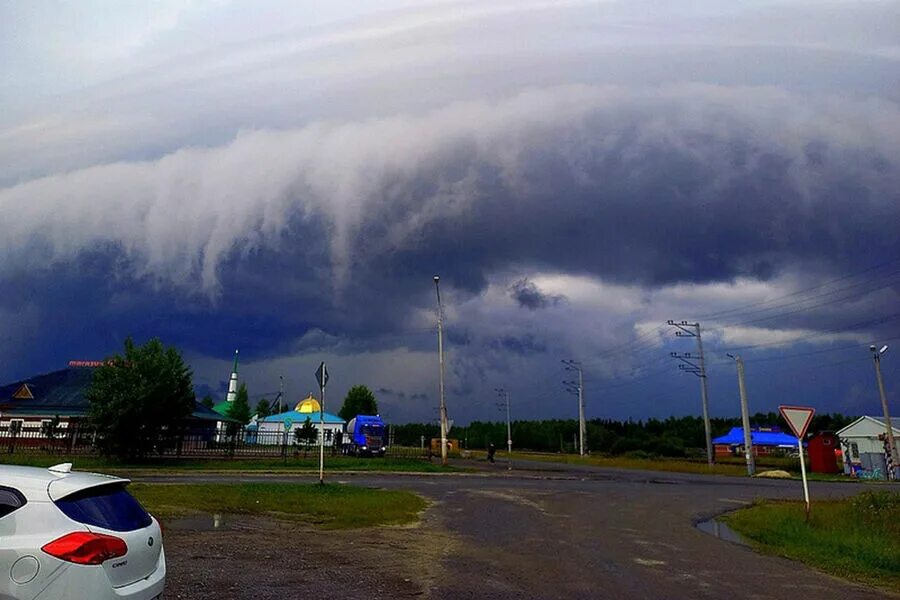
[495,388,513,470]
[562,359,585,456]
[668,320,713,467]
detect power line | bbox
[583,261,900,371]
[711,269,900,328]
[736,333,900,365]
[695,256,900,321]
[578,327,670,369]
[714,311,900,354]
[589,325,668,358]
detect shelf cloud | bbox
[1,1,898,420]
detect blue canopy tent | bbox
[713,427,801,457]
[713,427,800,446]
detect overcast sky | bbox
[1,0,898,424]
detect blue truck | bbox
[343,414,387,456]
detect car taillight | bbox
[41,532,128,565]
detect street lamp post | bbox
[870,344,898,480]
[434,276,449,467]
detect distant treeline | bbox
[391,413,856,457]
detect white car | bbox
[0,463,165,600]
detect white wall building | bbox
[837,416,899,473]
[257,394,345,446]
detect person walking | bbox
[487,443,496,463]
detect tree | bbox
[41,415,61,451]
[295,416,317,447]
[87,337,195,460]
[41,415,61,441]
[338,385,378,421]
[255,398,271,419]
[201,394,215,409]
[228,383,252,425]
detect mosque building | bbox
[258,393,345,446]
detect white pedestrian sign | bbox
[779,404,816,519]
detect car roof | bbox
[0,464,129,501]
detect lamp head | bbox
[880,345,889,355]
[870,344,877,352]
[433,275,440,283]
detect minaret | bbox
[226,349,239,403]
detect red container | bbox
[807,432,841,474]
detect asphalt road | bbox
[139,461,897,600]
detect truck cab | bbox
[344,415,387,456]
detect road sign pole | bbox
[315,361,329,486]
[798,437,810,520]
[319,382,325,485]
[780,405,815,519]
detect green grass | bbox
[0,454,456,473]
[722,491,900,592]
[130,482,428,529]
[492,450,860,481]
[501,451,750,476]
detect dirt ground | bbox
[162,510,455,599]
[148,470,894,600]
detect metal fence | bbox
[0,424,429,461]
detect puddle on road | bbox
[695,519,747,546]
[166,513,230,532]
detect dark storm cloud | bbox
[1,84,898,385]
[2,1,899,421]
[510,279,565,311]
[489,334,548,357]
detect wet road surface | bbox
[138,461,897,599]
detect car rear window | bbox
[0,486,26,519]
[54,483,152,532]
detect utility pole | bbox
[727,354,755,476]
[278,376,284,414]
[870,344,898,480]
[495,388,512,470]
[668,320,713,467]
[562,379,581,454]
[434,276,449,467]
[562,359,586,455]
